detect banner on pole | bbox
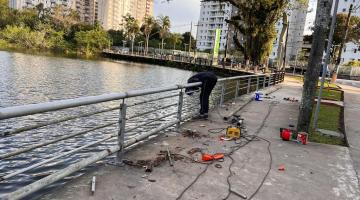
[212,28,221,66]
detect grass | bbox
[309,104,345,146]
[317,81,338,89]
[315,88,342,101]
[308,132,345,146]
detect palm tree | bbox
[142,16,157,54]
[169,33,183,50]
[123,14,140,54]
[157,15,171,50]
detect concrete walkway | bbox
[337,82,360,185]
[40,78,360,200]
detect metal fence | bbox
[0,72,284,199]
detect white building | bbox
[9,0,76,10]
[270,0,308,65]
[196,1,234,51]
[335,0,360,64]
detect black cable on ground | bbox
[176,101,278,200]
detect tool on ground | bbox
[91,176,96,195]
[226,126,241,139]
[202,153,224,162]
[166,147,173,167]
[278,165,285,171]
[280,128,308,145]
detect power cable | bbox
[176,101,278,200]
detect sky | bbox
[153,0,201,36]
[154,0,317,36]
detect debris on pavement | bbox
[278,165,285,171]
[283,97,299,102]
[187,147,202,155]
[91,176,96,195]
[182,129,201,138]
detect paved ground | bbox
[40,78,360,200]
[336,81,360,185]
[336,79,360,88]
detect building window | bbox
[343,8,346,12]
[355,49,357,53]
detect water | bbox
[0,51,204,198]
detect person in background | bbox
[185,71,218,119]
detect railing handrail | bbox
[0,74,267,120]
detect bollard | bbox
[115,102,127,165]
[234,80,240,100]
[220,83,225,106]
[263,76,266,88]
[176,90,184,131]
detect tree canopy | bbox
[0,0,110,56]
[333,13,360,45]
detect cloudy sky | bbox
[153,0,201,35]
[154,0,317,36]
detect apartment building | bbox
[196,1,234,51]
[76,0,97,24]
[97,0,153,30]
[9,0,76,10]
[270,0,308,65]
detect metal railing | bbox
[0,72,284,199]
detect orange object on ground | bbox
[278,164,285,171]
[202,153,224,161]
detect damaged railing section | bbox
[0,71,284,200]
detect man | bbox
[185,71,218,119]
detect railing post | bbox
[256,76,259,91]
[176,90,184,130]
[234,80,239,100]
[247,77,251,94]
[116,102,127,165]
[269,74,273,87]
[263,76,266,88]
[220,82,225,106]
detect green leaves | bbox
[0,2,110,56]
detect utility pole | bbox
[297,0,333,132]
[331,4,353,82]
[313,0,340,130]
[282,22,289,70]
[189,21,192,53]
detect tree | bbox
[333,13,360,45]
[202,0,288,66]
[297,0,332,132]
[108,29,125,46]
[203,0,306,66]
[142,16,157,54]
[168,33,183,50]
[123,14,140,54]
[157,15,171,50]
[75,28,110,56]
[182,32,195,50]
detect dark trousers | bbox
[200,80,217,114]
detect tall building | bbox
[76,0,97,24]
[9,0,76,10]
[270,0,308,66]
[196,1,234,51]
[334,0,360,64]
[97,0,153,30]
